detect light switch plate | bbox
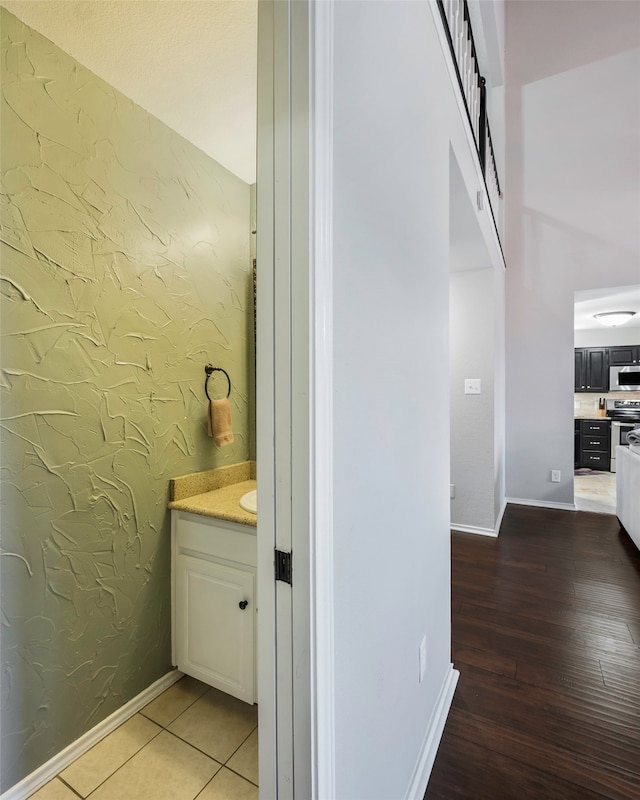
[465,378,481,394]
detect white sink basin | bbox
[239,489,257,514]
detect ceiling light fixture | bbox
[593,311,636,327]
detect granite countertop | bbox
[168,461,257,527]
[575,414,610,421]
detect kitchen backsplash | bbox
[575,392,640,418]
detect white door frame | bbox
[307,4,336,799]
[256,2,335,798]
[255,1,280,795]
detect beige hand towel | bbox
[207,398,234,446]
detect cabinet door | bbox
[575,349,586,391]
[175,554,254,704]
[584,348,608,392]
[609,345,639,366]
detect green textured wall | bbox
[0,9,253,791]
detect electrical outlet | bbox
[419,635,427,683]
[551,470,561,483]
[464,378,481,395]
[450,484,455,499]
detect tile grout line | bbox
[223,764,259,789]
[40,715,167,799]
[192,764,259,800]
[158,684,258,772]
[158,724,259,784]
[222,724,259,788]
[55,776,84,799]
[223,723,258,764]
[82,724,166,799]
[60,679,209,800]
[138,684,210,729]
[39,679,259,799]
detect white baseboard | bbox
[495,497,508,532]
[404,664,459,800]
[451,522,498,537]
[451,497,508,538]
[506,497,577,512]
[1,670,184,800]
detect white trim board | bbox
[1,670,183,800]
[450,497,508,538]
[495,497,508,533]
[506,498,578,512]
[309,1,335,799]
[451,522,499,538]
[404,665,460,800]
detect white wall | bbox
[494,263,506,521]
[470,0,505,88]
[320,0,511,795]
[478,0,505,87]
[450,268,496,531]
[505,0,640,505]
[326,1,507,795]
[260,2,509,796]
[331,4,453,797]
[575,328,640,348]
[467,1,506,237]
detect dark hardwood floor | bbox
[425,504,640,800]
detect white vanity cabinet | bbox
[171,510,257,704]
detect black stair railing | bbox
[437,0,502,229]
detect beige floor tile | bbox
[88,731,220,800]
[28,779,79,800]
[140,675,210,727]
[226,729,258,785]
[60,713,160,797]
[168,687,257,764]
[575,472,617,514]
[197,768,258,800]
[575,495,617,514]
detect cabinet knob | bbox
[239,600,248,610]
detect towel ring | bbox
[204,365,231,400]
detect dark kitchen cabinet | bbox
[574,350,583,391]
[608,345,640,366]
[574,348,609,392]
[578,419,611,470]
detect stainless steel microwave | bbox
[610,365,640,392]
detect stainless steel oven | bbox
[607,400,640,472]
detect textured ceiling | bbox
[2,0,258,183]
